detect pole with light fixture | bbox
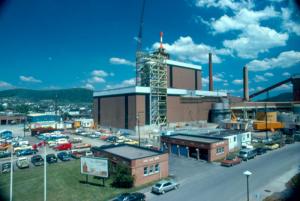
[243,170,252,201]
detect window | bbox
[144,167,148,176]
[247,134,250,138]
[234,137,236,142]
[149,165,154,174]
[155,164,160,173]
[216,147,224,154]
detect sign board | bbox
[80,157,108,178]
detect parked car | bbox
[285,137,295,144]
[238,148,257,161]
[70,151,84,159]
[16,157,30,169]
[1,162,12,173]
[264,143,280,150]
[70,137,82,144]
[221,155,242,167]
[112,192,146,201]
[31,155,44,166]
[16,149,36,157]
[151,180,179,194]
[106,136,118,143]
[46,154,58,163]
[255,147,267,155]
[0,151,10,158]
[54,143,72,151]
[57,151,71,161]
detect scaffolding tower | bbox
[136,50,168,126]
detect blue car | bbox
[16,149,36,157]
[57,151,71,161]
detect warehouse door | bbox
[171,144,178,155]
[179,146,188,157]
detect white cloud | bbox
[232,79,243,85]
[91,70,108,77]
[20,75,42,83]
[109,57,135,66]
[247,51,300,71]
[88,76,106,84]
[264,72,274,77]
[273,83,292,91]
[202,77,209,86]
[282,72,291,77]
[0,81,14,89]
[152,36,230,64]
[195,0,253,11]
[254,75,268,83]
[281,8,300,36]
[83,83,94,90]
[211,7,279,34]
[105,78,136,89]
[223,24,288,58]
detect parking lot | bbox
[0,125,112,172]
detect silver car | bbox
[151,180,179,194]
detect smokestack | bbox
[209,53,213,91]
[160,32,164,49]
[243,66,249,101]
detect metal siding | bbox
[125,95,128,129]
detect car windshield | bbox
[155,183,163,187]
[240,151,247,155]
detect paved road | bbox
[146,143,300,201]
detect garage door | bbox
[171,144,178,155]
[179,146,188,157]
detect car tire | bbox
[162,190,165,194]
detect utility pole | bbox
[9,146,13,201]
[265,91,269,140]
[44,142,47,201]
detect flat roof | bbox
[166,134,224,144]
[93,86,227,97]
[166,59,201,70]
[173,129,249,138]
[99,145,162,160]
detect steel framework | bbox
[136,51,168,126]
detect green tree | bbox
[111,164,134,188]
[16,104,30,114]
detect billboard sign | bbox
[81,157,108,178]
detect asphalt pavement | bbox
[145,143,300,201]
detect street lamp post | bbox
[243,170,252,201]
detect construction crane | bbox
[135,0,146,86]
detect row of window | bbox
[144,164,160,176]
[216,147,224,154]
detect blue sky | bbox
[0,0,300,99]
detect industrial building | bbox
[161,134,228,162]
[93,44,227,129]
[170,129,251,152]
[92,144,169,186]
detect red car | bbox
[54,143,72,151]
[221,155,242,167]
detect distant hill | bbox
[0,88,93,103]
[259,92,293,102]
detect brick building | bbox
[92,144,169,187]
[161,134,228,162]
